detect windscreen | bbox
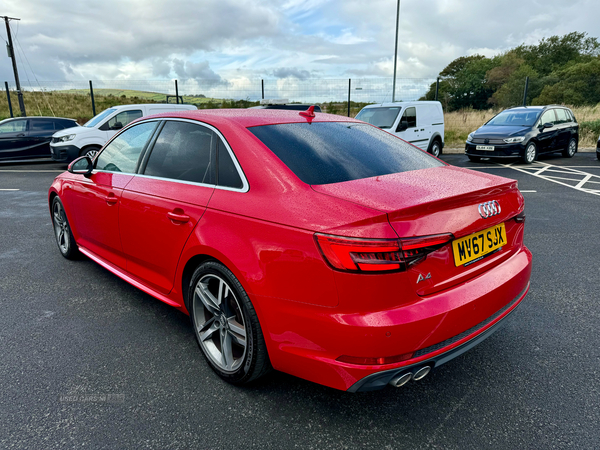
[355,107,401,129]
[486,110,540,127]
[249,122,443,185]
[84,108,117,128]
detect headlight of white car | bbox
[56,134,76,143]
[503,136,525,143]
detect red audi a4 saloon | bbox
[48,108,532,392]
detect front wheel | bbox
[522,142,537,164]
[80,146,101,160]
[562,138,577,158]
[428,139,442,158]
[51,196,79,260]
[189,261,271,384]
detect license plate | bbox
[452,223,507,266]
[476,145,494,151]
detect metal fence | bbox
[2,77,437,119]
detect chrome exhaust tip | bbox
[389,372,412,388]
[413,366,431,381]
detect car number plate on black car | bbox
[476,145,494,151]
[452,223,507,266]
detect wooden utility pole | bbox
[2,15,26,116]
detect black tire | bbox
[189,261,271,384]
[80,146,101,160]
[562,138,577,158]
[51,196,79,260]
[522,142,537,164]
[467,155,481,162]
[428,139,442,158]
[597,152,600,161]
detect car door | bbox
[536,109,558,154]
[554,108,572,149]
[397,107,424,149]
[0,119,29,160]
[119,119,216,294]
[62,121,159,269]
[28,119,57,157]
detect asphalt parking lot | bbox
[1,152,599,450]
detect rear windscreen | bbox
[249,122,443,185]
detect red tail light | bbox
[314,232,453,273]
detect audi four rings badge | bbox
[478,200,501,219]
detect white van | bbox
[50,103,197,162]
[355,101,444,157]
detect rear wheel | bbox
[189,261,271,384]
[467,155,481,162]
[51,196,79,260]
[80,146,101,160]
[522,142,537,164]
[428,139,442,158]
[562,138,577,158]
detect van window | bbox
[355,107,401,129]
[400,107,417,129]
[554,109,569,124]
[84,108,116,128]
[103,110,143,131]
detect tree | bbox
[533,57,600,105]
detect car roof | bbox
[141,108,362,128]
[0,116,76,121]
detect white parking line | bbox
[519,190,537,193]
[498,162,600,196]
[0,189,20,191]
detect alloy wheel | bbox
[53,201,70,254]
[525,143,536,163]
[568,139,576,156]
[193,274,247,373]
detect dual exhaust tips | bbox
[389,366,431,388]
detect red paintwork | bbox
[48,109,532,391]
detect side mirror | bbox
[396,120,409,132]
[68,156,93,178]
[540,122,553,129]
[111,122,123,130]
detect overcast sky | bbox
[1,0,598,96]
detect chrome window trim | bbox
[93,117,249,193]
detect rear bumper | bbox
[258,245,532,391]
[50,144,80,162]
[348,283,527,392]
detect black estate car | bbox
[0,116,79,162]
[596,135,599,161]
[465,106,579,164]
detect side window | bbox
[105,110,143,130]
[30,120,56,131]
[401,107,417,129]
[143,121,215,185]
[554,109,569,124]
[217,140,243,189]
[540,110,557,126]
[0,119,27,133]
[95,121,157,173]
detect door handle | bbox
[167,211,190,224]
[105,195,118,205]
[17,133,25,137]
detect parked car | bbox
[49,108,531,392]
[50,103,197,163]
[465,106,579,164]
[354,101,444,157]
[0,116,79,162]
[596,135,599,161]
[249,99,322,112]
